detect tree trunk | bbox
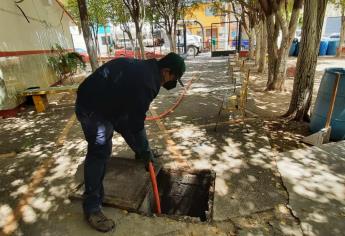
[258,18,267,73]
[104,25,110,56]
[336,8,345,57]
[127,34,136,58]
[167,32,176,53]
[284,0,328,121]
[126,32,136,57]
[255,23,261,65]
[77,0,98,72]
[265,14,279,89]
[264,0,302,91]
[134,22,146,59]
[121,24,136,57]
[267,36,290,90]
[248,27,255,59]
[93,25,100,56]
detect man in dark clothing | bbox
[75,52,186,232]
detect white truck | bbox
[177,34,203,56]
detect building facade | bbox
[0,0,75,112]
[184,2,239,51]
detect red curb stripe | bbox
[0,49,74,57]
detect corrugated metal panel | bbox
[325,17,341,36]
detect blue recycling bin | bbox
[319,40,329,56]
[326,40,340,55]
[310,68,345,140]
[293,42,299,56]
[289,41,297,56]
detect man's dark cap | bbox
[159,52,186,86]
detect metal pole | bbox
[183,22,187,54]
[123,31,126,54]
[237,21,242,53]
[177,28,181,54]
[152,23,155,55]
[194,20,205,51]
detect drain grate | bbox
[155,168,215,222]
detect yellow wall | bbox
[185,3,241,51]
[185,3,223,40]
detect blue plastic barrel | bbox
[293,42,299,56]
[326,40,340,55]
[319,40,329,56]
[289,41,297,56]
[310,68,345,140]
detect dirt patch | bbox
[243,57,345,152]
[263,119,310,152]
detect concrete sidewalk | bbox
[0,53,344,236]
[277,141,345,236]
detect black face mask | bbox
[163,80,177,90]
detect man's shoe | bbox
[85,211,115,233]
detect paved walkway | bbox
[0,53,344,236]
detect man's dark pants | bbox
[75,104,113,215]
[75,105,139,215]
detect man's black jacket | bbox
[76,58,161,133]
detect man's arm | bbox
[127,85,155,155]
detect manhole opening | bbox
[141,168,215,222]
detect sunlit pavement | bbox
[0,53,344,236]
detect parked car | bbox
[75,48,89,62]
[177,34,203,56]
[115,39,134,50]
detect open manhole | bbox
[70,158,215,222]
[140,168,215,222]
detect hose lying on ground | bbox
[146,76,196,121]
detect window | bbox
[206,29,211,37]
[101,36,111,45]
[205,7,214,16]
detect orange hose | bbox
[146,77,195,121]
[148,162,161,214]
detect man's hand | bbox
[136,149,159,171]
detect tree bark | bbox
[258,18,267,73]
[123,0,146,59]
[265,14,279,88]
[284,0,328,121]
[259,0,303,91]
[121,24,136,56]
[104,25,110,56]
[248,27,255,59]
[77,0,98,72]
[265,1,302,91]
[255,22,261,65]
[134,22,146,59]
[336,8,345,57]
[167,32,175,52]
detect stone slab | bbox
[71,157,152,211]
[209,121,286,220]
[213,164,286,220]
[276,141,345,236]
